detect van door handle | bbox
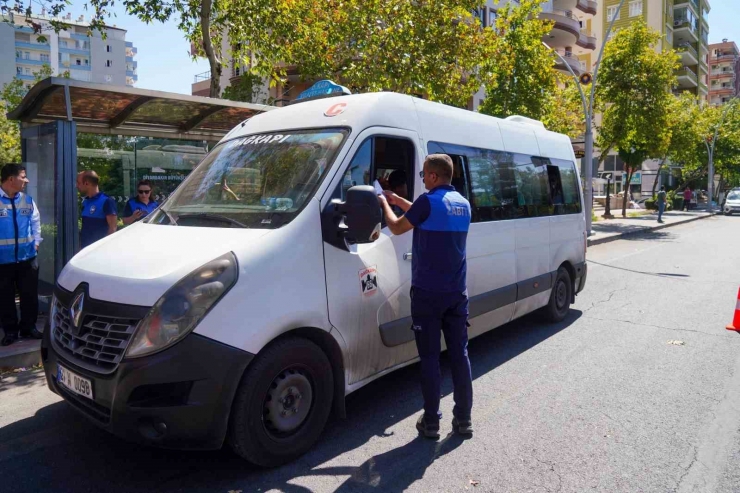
[403,252,412,261]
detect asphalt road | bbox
[2,215,740,493]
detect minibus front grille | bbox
[51,299,140,374]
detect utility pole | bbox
[544,0,627,235]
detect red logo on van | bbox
[324,103,347,117]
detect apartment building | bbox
[0,11,138,91]
[191,0,599,109]
[590,0,711,197]
[708,40,739,106]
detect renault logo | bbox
[70,292,85,332]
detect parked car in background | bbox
[724,189,740,215]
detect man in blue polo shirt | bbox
[378,153,473,439]
[77,170,117,249]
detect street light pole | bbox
[545,0,627,236]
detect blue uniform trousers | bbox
[411,286,473,423]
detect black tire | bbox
[228,337,334,467]
[543,267,572,323]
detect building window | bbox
[85,59,89,66]
[607,5,620,22]
[24,68,31,75]
[106,60,113,67]
[24,51,30,60]
[489,10,497,27]
[607,29,619,42]
[16,67,22,75]
[76,59,81,66]
[107,45,113,52]
[15,50,20,58]
[629,1,642,17]
[40,54,49,62]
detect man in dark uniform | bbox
[0,164,42,346]
[76,170,117,249]
[378,154,473,439]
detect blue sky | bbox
[65,0,737,96]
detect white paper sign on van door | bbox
[359,266,378,296]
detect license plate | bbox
[57,364,94,400]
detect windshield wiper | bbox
[176,213,247,228]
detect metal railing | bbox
[194,71,211,83]
[677,67,698,82]
[675,44,698,59]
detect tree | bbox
[478,0,557,120]
[1,64,54,164]
[651,92,703,195]
[222,71,265,104]
[595,18,679,217]
[267,0,493,107]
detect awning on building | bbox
[8,77,275,141]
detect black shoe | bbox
[452,417,473,436]
[19,330,32,339]
[416,414,440,439]
[1,334,18,346]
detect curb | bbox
[588,212,717,247]
[0,340,41,371]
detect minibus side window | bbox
[514,155,552,217]
[338,139,373,200]
[552,158,582,214]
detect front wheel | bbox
[228,337,334,467]
[542,267,572,323]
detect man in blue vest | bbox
[76,170,117,249]
[378,154,473,439]
[1,164,42,346]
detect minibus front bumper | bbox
[42,294,254,450]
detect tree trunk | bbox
[200,0,221,98]
[651,158,666,197]
[622,166,633,218]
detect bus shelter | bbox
[7,77,274,299]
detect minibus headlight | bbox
[126,252,238,358]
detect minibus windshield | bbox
[148,128,349,228]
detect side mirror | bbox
[321,185,382,250]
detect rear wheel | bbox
[228,337,333,467]
[543,267,572,323]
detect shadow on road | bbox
[0,310,581,493]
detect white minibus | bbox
[42,89,587,466]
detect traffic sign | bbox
[579,73,592,85]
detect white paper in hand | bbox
[373,180,384,196]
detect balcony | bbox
[575,0,597,15]
[699,82,708,94]
[711,87,737,97]
[711,54,738,63]
[69,33,90,41]
[674,0,700,16]
[17,74,36,81]
[14,41,49,51]
[539,8,581,49]
[60,46,90,56]
[16,58,49,66]
[673,19,698,44]
[126,56,134,63]
[70,64,91,71]
[676,67,698,87]
[579,29,597,50]
[194,70,211,83]
[126,71,138,81]
[553,49,585,76]
[711,71,736,81]
[675,44,699,65]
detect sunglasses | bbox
[418,170,437,178]
[138,189,151,195]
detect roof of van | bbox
[224,92,575,161]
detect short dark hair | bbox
[137,179,152,190]
[424,154,453,180]
[1,163,26,183]
[388,170,406,189]
[79,170,100,186]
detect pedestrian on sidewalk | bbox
[77,170,117,249]
[0,164,42,347]
[683,187,692,211]
[378,154,474,439]
[657,186,667,223]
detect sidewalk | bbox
[588,209,715,246]
[0,318,44,371]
